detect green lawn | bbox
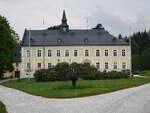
[136,70,150,77]
[0,101,7,113]
[1,78,150,98]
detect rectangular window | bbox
[16,63,19,67]
[85,50,89,56]
[105,62,109,69]
[65,50,69,57]
[27,63,31,70]
[48,50,52,57]
[48,63,52,69]
[96,62,100,69]
[74,50,78,57]
[96,50,100,56]
[105,50,108,56]
[114,62,117,69]
[57,50,60,57]
[37,63,41,69]
[113,50,117,56]
[122,62,126,69]
[27,50,30,57]
[122,49,126,56]
[37,50,42,57]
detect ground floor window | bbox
[122,62,126,69]
[105,62,109,69]
[48,63,52,69]
[37,63,42,69]
[27,63,31,70]
[114,62,117,69]
[96,62,100,69]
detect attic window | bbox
[97,32,101,35]
[57,39,62,44]
[112,37,117,41]
[30,38,34,42]
[84,38,88,44]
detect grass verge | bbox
[136,70,150,77]
[0,101,7,113]
[1,77,150,98]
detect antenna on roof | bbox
[43,19,45,25]
[86,18,89,29]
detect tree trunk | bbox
[72,80,76,87]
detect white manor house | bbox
[6,11,131,78]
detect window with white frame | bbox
[105,50,108,56]
[114,62,117,69]
[96,62,100,69]
[105,62,109,69]
[85,50,89,56]
[122,62,126,69]
[122,49,126,56]
[48,50,52,57]
[74,50,78,57]
[65,50,69,57]
[37,63,42,69]
[16,63,19,67]
[37,50,42,57]
[48,63,52,69]
[96,50,100,56]
[27,63,31,70]
[26,50,31,57]
[113,50,117,56]
[57,50,60,57]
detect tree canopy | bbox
[120,30,150,71]
[0,15,19,78]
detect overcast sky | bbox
[0,0,150,39]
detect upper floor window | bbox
[105,62,109,69]
[96,62,100,69]
[122,49,126,56]
[57,50,60,57]
[96,50,100,56]
[48,63,52,69]
[27,63,31,70]
[16,63,19,67]
[113,50,117,56]
[74,50,78,57]
[114,62,117,69]
[48,50,52,57]
[122,62,126,69]
[37,50,42,57]
[27,50,31,57]
[85,50,89,56]
[37,63,42,69]
[105,50,108,56]
[65,50,69,57]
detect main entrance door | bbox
[15,71,20,78]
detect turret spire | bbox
[60,10,69,31]
[62,10,67,23]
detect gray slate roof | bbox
[14,46,21,62]
[22,29,128,46]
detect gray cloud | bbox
[0,0,150,39]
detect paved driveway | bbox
[0,84,150,113]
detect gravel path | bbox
[0,84,150,113]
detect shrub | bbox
[54,62,71,81]
[34,69,49,82]
[34,63,129,82]
[79,63,97,80]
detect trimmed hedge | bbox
[34,62,129,82]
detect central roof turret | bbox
[60,10,69,31]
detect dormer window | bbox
[84,38,88,44]
[63,27,67,32]
[57,39,62,44]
